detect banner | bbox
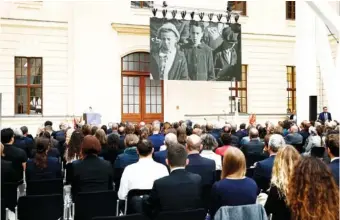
[150,17,242,81]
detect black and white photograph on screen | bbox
[150,17,242,81]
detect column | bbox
[295,0,317,124]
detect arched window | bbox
[121,52,164,123]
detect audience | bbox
[200,134,222,170]
[26,137,62,181]
[326,133,339,185]
[1,128,27,182]
[118,139,168,200]
[209,147,258,218]
[287,157,339,220]
[215,133,232,156]
[143,143,202,217]
[185,134,216,186]
[264,145,300,220]
[71,135,113,198]
[253,134,285,192]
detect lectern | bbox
[83,113,101,125]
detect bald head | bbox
[290,125,298,133]
[187,134,202,151]
[193,128,203,136]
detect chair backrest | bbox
[17,194,63,220]
[65,163,74,185]
[113,168,124,191]
[155,208,206,220]
[126,189,152,214]
[92,214,148,220]
[215,170,222,181]
[75,190,118,220]
[1,181,19,212]
[26,178,63,196]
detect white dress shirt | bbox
[118,157,169,200]
[159,49,176,80]
[200,150,222,170]
[331,157,339,163]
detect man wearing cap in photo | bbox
[150,22,189,80]
[213,25,239,81]
[181,21,215,81]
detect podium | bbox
[83,112,101,125]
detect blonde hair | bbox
[124,134,139,148]
[221,147,246,179]
[271,145,300,197]
[66,128,75,145]
[95,129,107,145]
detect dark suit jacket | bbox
[14,137,34,158]
[253,155,276,192]
[148,134,165,152]
[153,150,167,166]
[329,158,339,186]
[241,139,266,167]
[143,169,202,217]
[186,154,216,186]
[1,158,17,184]
[213,43,238,81]
[150,49,189,80]
[181,43,215,81]
[25,157,62,181]
[318,112,332,122]
[71,155,113,197]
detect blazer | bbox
[143,169,202,217]
[150,49,189,80]
[14,137,34,158]
[213,43,238,81]
[148,134,165,152]
[25,157,62,181]
[114,147,139,169]
[253,155,276,192]
[181,42,215,81]
[153,150,167,166]
[318,112,332,122]
[186,154,216,186]
[241,139,266,168]
[329,158,339,186]
[71,155,113,197]
[1,158,17,184]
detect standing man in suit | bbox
[326,134,339,186]
[143,143,202,217]
[181,21,215,81]
[150,22,189,80]
[318,106,332,124]
[186,134,216,186]
[253,134,285,192]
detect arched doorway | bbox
[121,52,164,123]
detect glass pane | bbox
[134,96,139,104]
[129,77,134,85]
[134,87,139,95]
[123,105,128,113]
[129,95,134,104]
[133,53,139,62]
[123,95,128,104]
[129,105,134,113]
[134,77,139,86]
[15,72,27,84]
[15,87,28,114]
[30,64,42,85]
[146,86,150,95]
[151,87,156,95]
[123,62,128,71]
[123,77,128,85]
[145,78,150,86]
[123,86,128,95]
[146,105,151,113]
[134,105,139,113]
[151,105,156,113]
[157,105,162,113]
[156,87,161,95]
[157,95,161,104]
[29,87,42,114]
[129,86,134,95]
[151,95,156,104]
[15,57,21,68]
[140,62,145,72]
[146,95,151,104]
[144,62,150,72]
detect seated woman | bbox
[71,135,113,198]
[26,138,62,181]
[200,134,222,170]
[209,147,258,218]
[264,145,300,220]
[114,134,139,169]
[64,130,84,164]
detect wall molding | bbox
[111,23,149,35]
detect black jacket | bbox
[143,169,202,217]
[71,155,113,198]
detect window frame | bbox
[286,66,296,112]
[228,1,247,16]
[229,65,248,113]
[14,57,43,115]
[286,1,296,20]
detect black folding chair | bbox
[17,194,64,220]
[246,167,255,178]
[311,147,325,158]
[73,190,119,220]
[125,189,152,214]
[201,185,212,212]
[215,170,222,181]
[155,208,206,220]
[292,144,304,154]
[26,178,63,196]
[92,214,149,220]
[1,198,9,220]
[64,163,74,185]
[1,182,19,212]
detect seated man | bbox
[186,134,216,186]
[253,134,285,192]
[148,123,165,152]
[153,133,178,166]
[284,125,303,145]
[240,128,266,167]
[143,143,202,217]
[118,139,169,200]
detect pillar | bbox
[295,0,317,124]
